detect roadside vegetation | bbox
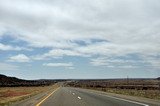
[91,88,160,100]
[0,84,58,106]
[66,78,160,100]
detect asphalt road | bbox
[39,87,149,106]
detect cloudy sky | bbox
[0,0,160,79]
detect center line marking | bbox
[36,87,60,106]
[78,96,81,99]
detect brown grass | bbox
[87,87,160,100]
[0,84,58,106]
[66,79,160,100]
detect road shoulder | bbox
[77,87,160,106]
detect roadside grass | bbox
[0,84,58,106]
[90,87,160,100]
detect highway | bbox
[12,87,160,106]
[37,87,149,106]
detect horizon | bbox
[1,73,159,81]
[0,0,160,80]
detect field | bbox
[66,78,160,100]
[0,84,58,106]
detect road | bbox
[37,87,149,106]
[12,87,160,106]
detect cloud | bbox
[44,49,82,57]
[90,55,160,70]
[67,67,75,70]
[43,62,73,68]
[0,0,159,51]
[0,62,19,71]
[76,41,160,56]
[90,56,141,67]
[140,55,160,69]
[34,40,160,60]
[0,43,19,51]
[8,54,30,62]
[90,57,109,66]
[0,43,31,51]
[0,0,160,73]
[43,49,88,58]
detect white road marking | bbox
[103,94,149,106]
[87,90,149,106]
[78,96,81,99]
[72,93,75,95]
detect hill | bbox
[0,74,55,87]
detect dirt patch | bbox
[0,90,29,97]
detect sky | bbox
[0,0,160,79]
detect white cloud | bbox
[8,54,30,62]
[67,67,75,70]
[76,42,160,56]
[43,62,73,67]
[0,42,33,51]
[90,57,140,67]
[0,43,30,51]
[0,43,18,51]
[90,55,160,70]
[35,41,160,60]
[44,49,82,57]
[90,57,109,66]
[32,49,88,60]
[0,0,159,52]
[0,0,160,72]
[0,62,19,71]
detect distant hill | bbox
[157,77,160,80]
[0,74,55,87]
[0,74,25,84]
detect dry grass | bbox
[106,89,160,100]
[91,87,160,100]
[0,84,58,106]
[66,79,160,100]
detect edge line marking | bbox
[80,88,149,106]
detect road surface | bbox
[37,87,149,106]
[12,87,160,106]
